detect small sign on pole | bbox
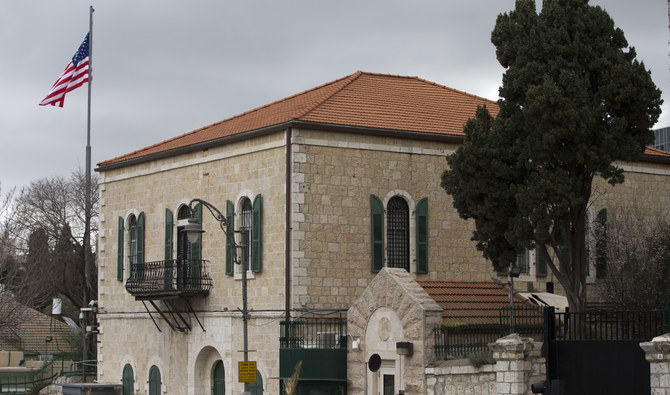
[238,361,257,383]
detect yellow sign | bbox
[238,361,257,383]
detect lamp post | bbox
[182,198,251,390]
[492,264,522,334]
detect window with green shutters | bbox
[370,194,429,273]
[415,198,428,274]
[226,200,235,276]
[251,194,262,273]
[536,244,549,277]
[370,195,384,272]
[117,217,124,281]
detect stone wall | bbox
[425,360,497,395]
[97,132,288,394]
[425,335,545,395]
[640,333,670,395]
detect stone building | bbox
[95,71,670,394]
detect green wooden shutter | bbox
[370,195,384,272]
[536,244,548,277]
[117,217,124,281]
[121,364,134,395]
[165,209,173,261]
[225,200,235,276]
[165,209,173,289]
[190,204,202,287]
[136,212,145,280]
[251,194,262,273]
[415,198,428,274]
[595,208,607,278]
[212,361,225,395]
[557,220,571,271]
[148,366,161,395]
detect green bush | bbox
[467,350,494,368]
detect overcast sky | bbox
[1,0,668,192]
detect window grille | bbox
[177,206,192,260]
[516,248,530,274]
[387,197,409,271]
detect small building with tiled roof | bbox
[0,300,76,358]
[418,280,532,325]
[94,71,670,394]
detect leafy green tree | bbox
[441,0,662,312]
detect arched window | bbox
[386,196,409,271]
[226,195,263,275]
[148,365,161,395]
[121,364,134,395]
[370,194,428,274]
[212,360,225,395]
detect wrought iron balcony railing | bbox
[280,318,347,349]
[125,259,213,297]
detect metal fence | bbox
[0,353,91,394]
[280,318,347,349]
[434,306,544,358]
[553,308,668,341]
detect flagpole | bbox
[85,6,93,292]
[83,5,94,381]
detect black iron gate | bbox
[543,306,668,395]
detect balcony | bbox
[125,259,213,298]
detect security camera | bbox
[89,300,98,307]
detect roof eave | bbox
[96,121,465,172]
[96,122,294,172]
[640,152,670,165]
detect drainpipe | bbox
[285,127,292,323]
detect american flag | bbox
[40,33,90,107]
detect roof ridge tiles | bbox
[290,71,363,120]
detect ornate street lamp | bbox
[182,198,252,389]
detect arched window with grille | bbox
[386,196,410,271]
[370,194,428,274]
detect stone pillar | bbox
[489,334,539,395]
[640,333,670,394]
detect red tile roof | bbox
[417,280,534,325]
[0,301,76,355]
[644,146,670,158]
[98,71,499,168]
[97,70,670,169]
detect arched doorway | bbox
[212,360,225,395]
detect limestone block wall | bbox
[96,131,288,393]
[291,128,497,311]
[97,312,282,394]
[425,361,497,395]
[97,131,287,315]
